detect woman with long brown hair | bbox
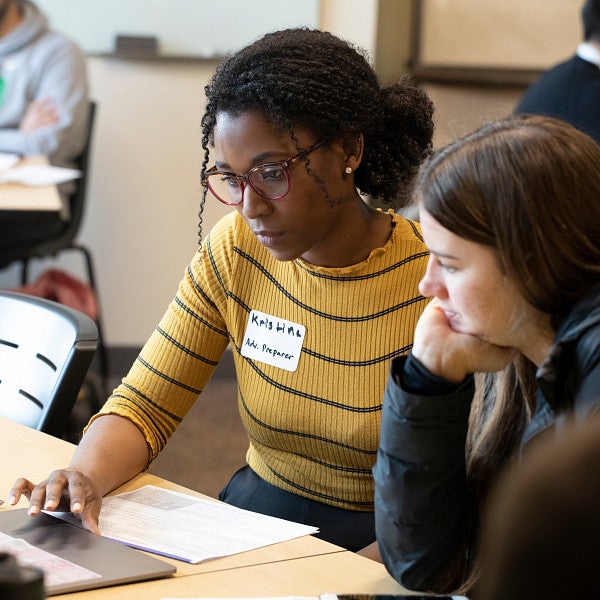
[374,114,600,594]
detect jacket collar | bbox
[536,281,600,409]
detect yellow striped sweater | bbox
[91,209,428,510]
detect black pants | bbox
[219,465,375,552]
[0,210,64,253]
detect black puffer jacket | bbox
[373,283,600,592]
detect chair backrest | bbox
[36,100,97,255]
[67,100,96,244]
[0,290,98,437]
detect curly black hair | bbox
[198,27,434,238]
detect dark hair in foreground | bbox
[412,114,600,592]
[582,0,600,41]
[198,27,434,240]
[475,413,600,599]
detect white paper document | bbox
[51,485,318,563]
[0,164,81,185]
[0,152,20,170]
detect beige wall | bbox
[320,0,378,55]
[82,58,229,344]
[426,84,523,148]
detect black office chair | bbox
[0,101,108,387]
[0,290,98,438]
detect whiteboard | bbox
[36,0,319,58]
[417,0,582,70]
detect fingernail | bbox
[8,496,15,505]
[72,502,82,512]
[28,506,37,515]
[44,501,53,510]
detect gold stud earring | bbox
[345,166,352,174]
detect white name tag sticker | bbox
[241,309,306,372]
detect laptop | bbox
[0,508,176,596]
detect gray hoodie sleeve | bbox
[0,2,88,166]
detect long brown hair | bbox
[413,114,600,591]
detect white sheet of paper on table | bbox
[0,164,81,185]
[0,152,20,170]
[50,485,319,564]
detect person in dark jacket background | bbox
[373,114,600,595]
[515,0,600,144]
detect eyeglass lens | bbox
[206,163,290,205]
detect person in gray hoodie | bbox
[0,0,88,254]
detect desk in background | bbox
[0,156,62,212]
[0,417,411,598]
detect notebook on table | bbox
[0,508,176,596]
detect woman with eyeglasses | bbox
[11,28,434,554]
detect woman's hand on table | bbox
[9,469,102,534]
